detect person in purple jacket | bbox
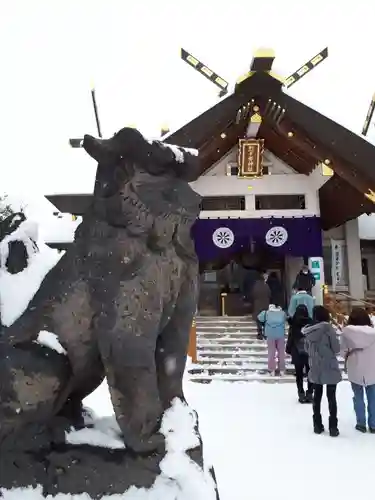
[341,308,375,434]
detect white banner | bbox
[331,239,343,290]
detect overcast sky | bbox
[1,0,375,205]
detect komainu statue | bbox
[0,128,219,499]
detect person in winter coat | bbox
[242,268,260,304]
[293,264,315,294]
[288,288,315,319]
[252,272,271,340]
[286,304,314,403]
[304,306,341,437]
[258,304,287,376]
[341,308,375,433]
[266,272,284,308]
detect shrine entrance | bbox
[198,249,287,316]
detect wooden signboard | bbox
[238,138,264,177]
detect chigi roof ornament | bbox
[179,46,329,97]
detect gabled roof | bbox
[166,71,375,229]
[47,69,375,230]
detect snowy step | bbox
[197,343,268,351]
[197,350,268,358]
[189,373,296,384]
[196,316,254,322]
[188,370,348,384]
[197,358,293,366]
[197,358,344,372]
[197,324,258,331]
[189,366,296,375]
[198,337,261,344]
[199,349,344,363]
[197,350,270,358]
[198,338,267,346]
[197,334,260,341]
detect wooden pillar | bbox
[188,317,197,363]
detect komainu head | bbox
[83,127,201,188]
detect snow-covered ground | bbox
[83,379,373,500]
[0,216,373,500]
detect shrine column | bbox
[345,218,364,299]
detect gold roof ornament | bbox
[252,47,276,61]
[321,164,333,176]
[160,124,170,137]
[250,112,262,124]
[365,189,375,204]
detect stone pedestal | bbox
[0,401,219,499]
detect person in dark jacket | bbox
[293,264,316,294]
[286,305,313,403]
[266,272,283,308]
[242,268,260,304]
[304,306,341,437]
[252,272,271,340]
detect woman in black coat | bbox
[286,304,313,403]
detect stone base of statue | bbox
[0,400,219,499]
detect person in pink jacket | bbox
[341,308,375,433]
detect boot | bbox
[313,415,324,434]
[305,392,313,404]
[298,391,306,404]
[329,416,340,437]
[355,424,367,433]
[369,428,375,434]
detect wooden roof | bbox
[48,68,375,231]
[166,71,375,229]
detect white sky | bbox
[1,0,375,205]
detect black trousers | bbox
[294,354,313,395]
[313,384,338,427]
[256,320,264,337]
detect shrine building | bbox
[46,48,375,316]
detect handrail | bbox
[188,317,197,363]
[335,292,375,311]
[323,288,375,328]
[323,287,347,328]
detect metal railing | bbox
[323,287,375,328]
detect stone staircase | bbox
[188,316,346,384]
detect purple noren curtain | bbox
[191,216,322,263]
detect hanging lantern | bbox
[237,138,264,177]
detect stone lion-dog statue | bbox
[0,127,201,454]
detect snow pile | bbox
[66,415,125,449]
[34,330,67,355]
[2,398,216,500]
[162,143,198,163]
[0,219,39,268]
[0,220,63,326]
